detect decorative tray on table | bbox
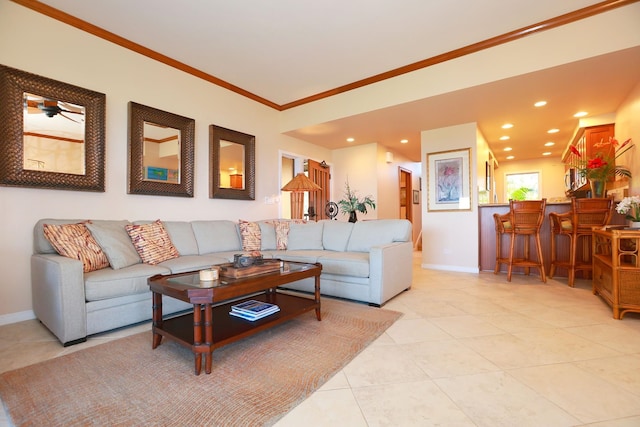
[219,255,281,279]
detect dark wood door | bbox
[399,167,412,222]
[308,159,330,220]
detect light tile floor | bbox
[1,252,639,426]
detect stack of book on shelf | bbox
[229,300,280,321]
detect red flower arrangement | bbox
[570,137,634,181]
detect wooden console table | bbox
[592,227,640,319]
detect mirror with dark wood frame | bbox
[0,64,105,191]
[128,102,195,197]
[209,125,255,200]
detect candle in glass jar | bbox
[199,269,217,281]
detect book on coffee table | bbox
[230,300,280,321]
[229,308,279,321]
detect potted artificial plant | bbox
[337,179,376,222]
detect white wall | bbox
[331,143,379,221]
[0,3,333,321]
[614,82,640,195]
[279,3,640,134]
[421,123,479,273]
[476,129,493,204]
[493,157,568,204]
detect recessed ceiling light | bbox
[547,128,559,134]
[534,101,547,107]
[574,111,588,117]
[544,142,555,146]
[502,123,513,129]
[346,137,355,142]
[504,147,512,151]
[400,139,408,144]
[500,136,510,141]
[506,155,515,160]
[542,152,552,156]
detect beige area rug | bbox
[0,298,401,426]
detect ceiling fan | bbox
[24,96,84,123]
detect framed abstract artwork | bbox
[426,148,471,211]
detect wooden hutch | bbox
[563,123,615,196]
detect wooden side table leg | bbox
[193,304,203,375]
[151,291,163,349]
[524,236,531,276]
[314,272,322,321]
[204,304,213,374]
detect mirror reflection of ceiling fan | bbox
[24,95,84,123]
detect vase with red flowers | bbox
[569,137,634,198]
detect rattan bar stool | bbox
[549,197,612,287]
[506,199,547,282]
[493,212,511,274]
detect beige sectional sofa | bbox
[32,218,413,346]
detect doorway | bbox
[399,167,412,223]
[280,154,331,220]
[308,159,331,220]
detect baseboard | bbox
[0,310,36,326]
[421,263,479,274]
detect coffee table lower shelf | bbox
[153,292,319,373]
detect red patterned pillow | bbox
[125,220,179,265]
[239,220,261,251]
[43,222,110,273]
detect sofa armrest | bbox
[31,254,87,345]
[368,241,413,306]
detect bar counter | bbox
[479,201,626,277]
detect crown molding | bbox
[11,0,638,111]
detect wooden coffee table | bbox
[147,261,322,375]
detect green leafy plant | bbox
[510,187,531,201]
[337,179,376,215]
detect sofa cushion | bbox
[43,222,110,273]
[192,220,242,254]
[84,263,169,301]
[287,222,324,250]
[321,220,354,252]
[158,254,230,274]
[258,221,277,251]
[346,219,411,252]
[317,251,369,278]
[125,220,180,265]
[86,220,142,269]
[160,221,199,256]
[279,250,324,264]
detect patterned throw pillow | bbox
[125,220,179,265]
[273,219,306,250]
[43,222,110,273]
[238,220,261,251]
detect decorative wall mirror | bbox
[0,64,106,191]
[209,125,255,200]
[128,102,195,197]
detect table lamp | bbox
[281,173,321,219]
